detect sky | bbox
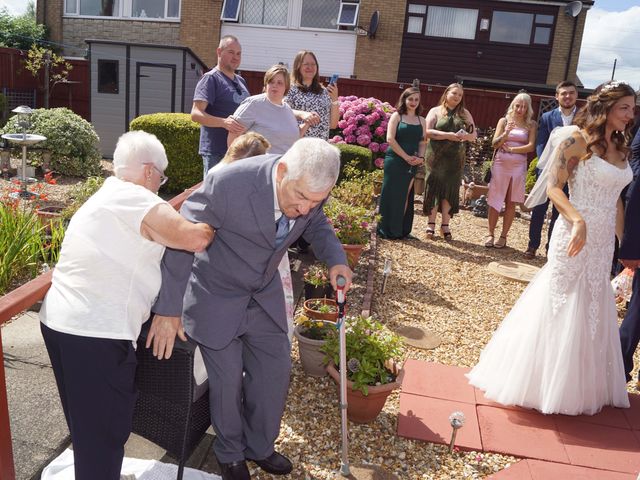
[1,0,637,90]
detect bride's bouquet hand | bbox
[567,219,586,257]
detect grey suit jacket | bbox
[153,154,347,349]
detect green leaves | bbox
[321,315,403,395]
[0,5,45,51]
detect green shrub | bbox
[61,176,105,222]
[526,157,538,193]
[0,7,46,51]
[1,108,101,177]
[334,143,373,183]
[130,113,201,193]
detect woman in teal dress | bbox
[423,83,477,240]
[377,87,426,239]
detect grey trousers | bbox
[198,302,291,463]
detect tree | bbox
[23,45,73,108]
[0,4,46,51]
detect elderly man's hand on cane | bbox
[329,264,353,294]
[146,314,187,360]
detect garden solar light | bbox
[448,411,465,452]
[381,257,392,294]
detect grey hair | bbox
[113,131,168,177]
[219,35,240,49]
[280,138,340,192]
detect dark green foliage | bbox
[0,5,46,51]
[334,143,373,183]
[130,113,201,193]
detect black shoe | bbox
[217,459,250,480]
[247,451,293,475]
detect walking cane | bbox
[335,275,350,477]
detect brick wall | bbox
[36,0,64,50]
[353,0,406,83]
[62,18,181,56]
[546,6,587,85]
[179,0,221,69]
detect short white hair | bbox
[280,138,340,192]
[113,131,168,177]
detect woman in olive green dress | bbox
[423,83,477,240]
[377,87,426,239]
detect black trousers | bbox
[41,323,138,480]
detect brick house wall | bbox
[353,0,407,83]
[546,6,587,85]
[36,0,64,50]
[179,0,221,69]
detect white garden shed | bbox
[86,39,207,157]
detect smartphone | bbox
[328,73,339,85]
[456,128,467,136]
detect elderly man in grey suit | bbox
[148,138,352,480]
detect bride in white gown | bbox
[467,81,637,415]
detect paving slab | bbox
[555,416,640,473]
[623,393,640,430]
[473,387,529,413]
[566,405,631,430]
[397,392,482,451]
[486,460,532,479]
[2,311,69,480]
[476,405,569,463]
[400,359,475,404]
[488,459,637,480]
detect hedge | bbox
[130,113,201,193]
[334,143,373,183]
[526,157,538,194]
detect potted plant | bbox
[322,315,404,423]
[324,198,378,269]
[372,168,384,196]
[302,262,333,300]
[293,314,336,377]
[303,298,339,322]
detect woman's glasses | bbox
[144,163,168,186]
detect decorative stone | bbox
[394,325,442,350]
[487,261,541,283]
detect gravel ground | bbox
[273,198,637,480]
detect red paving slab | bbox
[477,405,570,463]
[397,392,482,451]
[400,359,476,404]
[488,459,637,479]
[486,460,532,479]
[623,393,640,430]
[555,417,640,473]
[398,360,640,477]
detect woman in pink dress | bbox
[485,93,537,248]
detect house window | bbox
[406,4,426,34]
[337,1,359,27]
[222,0,359,30]
[490,11,554,45]
[425,6,477,40]
[300,0,340,29]
[97,60,119,94]
[241,0,287,26]
[65,0,180,19]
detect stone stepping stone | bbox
[487,261,540,283]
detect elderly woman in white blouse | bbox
[39,131,214,480]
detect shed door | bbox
[136,63,176,117]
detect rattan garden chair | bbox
[132,321,211,480]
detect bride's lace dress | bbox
[467,154,632,415]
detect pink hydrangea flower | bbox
[369,142,380,152]
[380,143,389,153]
[345,134,357,143]
[374,157,384,168]
[374,126,385,136]
[356,134,371,146]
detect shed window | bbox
[98,60,119,94]
[425,6,478,40]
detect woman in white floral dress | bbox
[467,81,636,416]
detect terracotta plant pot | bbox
[413,172,425,196]
[326,361,404,423]
[373,179,383,196]
[303,298,339,322]
[341,243,365,270]
[303,282,334,301]
[293,323,334,377]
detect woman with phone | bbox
[285,50,340,140]
[484,93,537,248]
[423,83,477,240]
[377,87,426,240]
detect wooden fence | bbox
[0,47,90,121]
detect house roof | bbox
[84,39,208,70]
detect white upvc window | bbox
[221,0,359,31]
[64,0,180,19]
[424,6,477,40]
